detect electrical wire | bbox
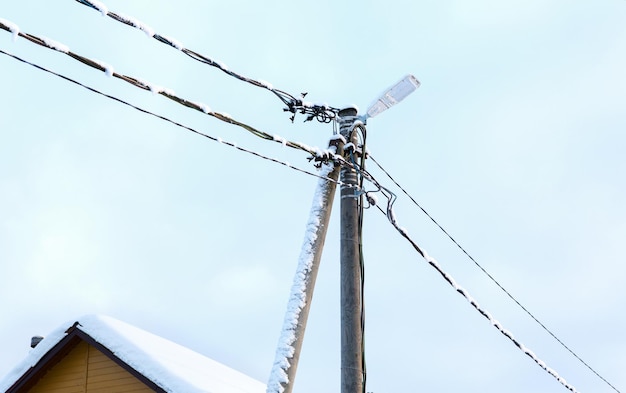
[368,154,621,393]
[0,49,348,188]
[353,169,582,393]
[350,124,368,393]
[73,0,339,123]
[1,46,602,393]
[0,19,350,169]
[3,12,612,392]
[1,46,373,393]
[356,126,368,393]
[338,114,368,393]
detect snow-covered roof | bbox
[0,315,266,393]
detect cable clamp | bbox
[284,94,339,123]
[342,142,366,159]
[365,191,378,207]
[308,149,337,168]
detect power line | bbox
[0,19,350,169]
[73,0,339,123]
[356,171,581,393]
[0,49,348,188]
[368,155,621,393]
[3,10,612,393]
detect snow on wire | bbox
[72,1,281,94]
[0,20,349,168]
[0,49,355,194]
[73,0,340,123]
[0,17,19,41]
[1,15,583,392]
[371,183,581,393]
[369,155,621,393]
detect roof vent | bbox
[30,336,44,348]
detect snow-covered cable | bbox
[0,23,348,166]
[73,0,339,122]
[0,17,20,41]
[345,164,582,392]
[0,49,348,189]
[370,186,581,393]
[368,155,621,393]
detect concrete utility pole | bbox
[268,137,344,393]
[282,139,343,393]
[269,75,418,393]
[338,107,364,393]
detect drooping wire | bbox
[368,154,621,393]
[73,0,339,123]
[0,49,350,188]
[350,168,582,393]
[2,11,605,392]
[0,19,349,168]
[2,47,595,393]
[338,115,368,392]
[349,124,368,393]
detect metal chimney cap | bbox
[30,336,44,348]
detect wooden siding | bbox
[26,341,154,393]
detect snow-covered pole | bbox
[267,137,344,393]
[338,106,364,393]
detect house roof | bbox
[0,315,266,393]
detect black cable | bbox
[73,0,339,123]
[342,120,368,393]
[0,49,345,187]
[367,155,620,393]
[352,125,368,393]
[5,9,613,389]
[356,127,368,393]
[354,170,582,393]
[0,19,350,167]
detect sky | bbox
[1,1,625,392]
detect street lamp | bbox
[365,74,420,119]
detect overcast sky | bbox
[1,1,625,392]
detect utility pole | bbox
[338,107,364,393]
[268,75,419,393]
[335,74,418,392]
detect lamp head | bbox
[365,74,420,119]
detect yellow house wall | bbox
[26,341,154,393]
